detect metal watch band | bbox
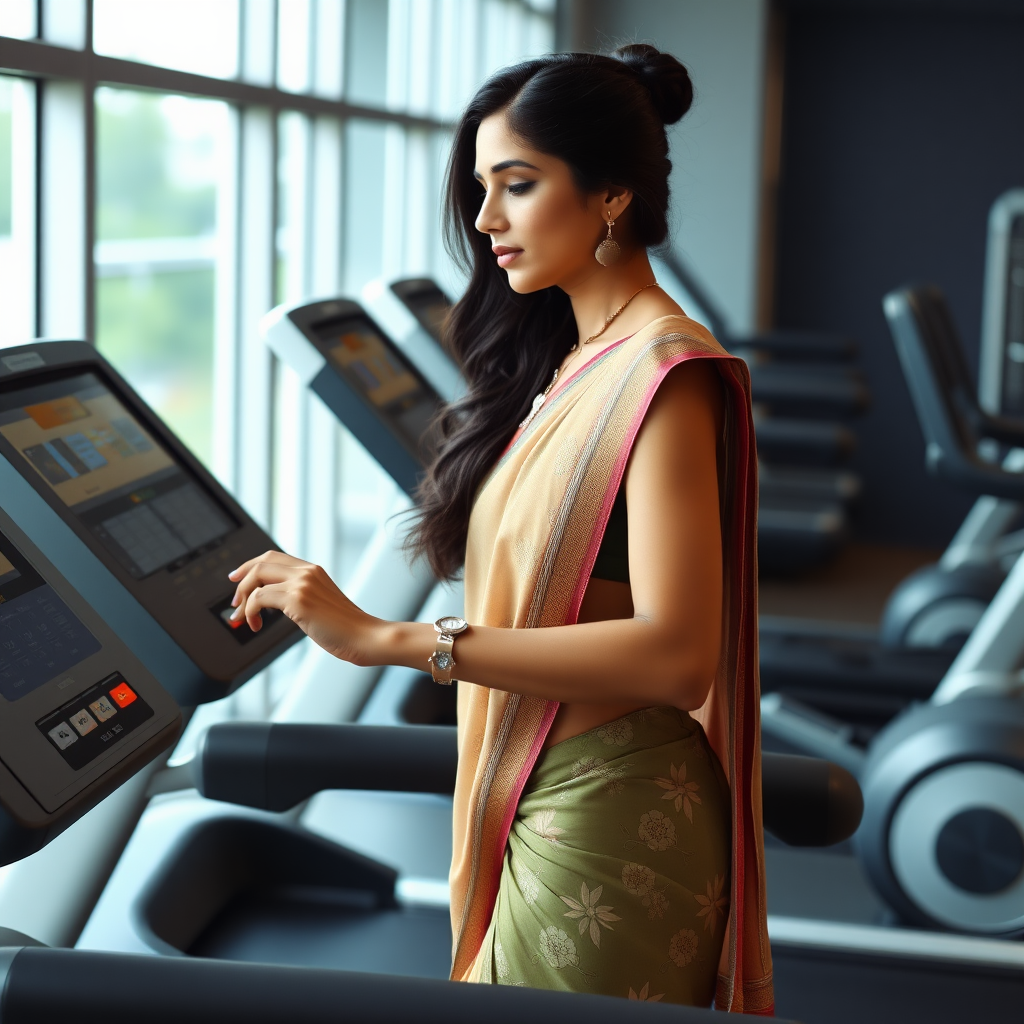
[429,632,457,685]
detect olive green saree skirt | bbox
[475,707,731,1006]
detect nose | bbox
[475,188,508,236]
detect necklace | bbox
[518,282,660,431]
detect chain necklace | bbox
[518,282,660,431]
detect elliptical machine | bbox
[764,284,1024,937]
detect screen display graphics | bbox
[402,289,449,343]
[0,527,101,703]
[0,374,236,580]
[313,317,443,465]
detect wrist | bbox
[363,619,435,670]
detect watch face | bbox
[437,615,467,633]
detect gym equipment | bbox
[71,296,860,982]
[763,284,1024,937]
[193,723,863,849]
[0,944,771,1023]
[0,343,302,706]
[57,284,1015,1023]
[0,506,180,865]
[980,189,1024,420]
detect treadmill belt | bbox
[189,885,452,980]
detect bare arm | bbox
[228,359,724,711]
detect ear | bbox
[599,185,634,223]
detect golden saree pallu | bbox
[451,316,773,1014]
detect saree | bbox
[451,315,773,1014]
[477,706,732,1004]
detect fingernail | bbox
[230,606,243,621]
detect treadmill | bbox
[246,292,1022,1023]
[361,276,856,575]
[0,506,180,861]
[0,520,799,1020]
[0,343,303,706]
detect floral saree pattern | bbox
[451,315,773,1014]
[477,707,731,1006]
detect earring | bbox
[595,216,622,267]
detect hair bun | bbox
[611,43,693,125]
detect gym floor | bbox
[759,544,941,625]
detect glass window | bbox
[0,76,35,349]
[93,0,240,80]
[345,0,390,107]
[94,89,232,469]
[0,1,36,39]
[277,0,312,94]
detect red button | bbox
[109,682,137,708]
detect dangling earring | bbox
[594,215,622,267]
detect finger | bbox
[228,550,310,581]
[230,563,302,613]
[239,581,290,632]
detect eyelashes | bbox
[477,180,537,200]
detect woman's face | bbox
[474,111,628,294]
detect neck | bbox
[564,250,659,347]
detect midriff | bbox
[541,576,646,749]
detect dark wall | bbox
[775,4,1024,546]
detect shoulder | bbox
[630,314,729,358]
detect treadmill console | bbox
[361,277,461,403]
[0,343,302,702]
[389,278,451,342]
[263,299,445,497]
[0,507,180,860]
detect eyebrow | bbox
[472,158,541,180]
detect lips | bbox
[492,245,523,268]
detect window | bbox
[1,0,555,730]
[0,75,36,349]
[95,89,232,469]
[92,0,240,80]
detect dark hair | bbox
[409,44,693,580]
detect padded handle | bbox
[197,723,863,846]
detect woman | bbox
[227,44,772,1013]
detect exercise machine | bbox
[0,343,302,706]
[763,284,1024,940]
[0,506,180,864]
[0,341,853,1021]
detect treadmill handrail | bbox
[884,286,1024,501]
[196,722,863,847]
[0,946,768,1023]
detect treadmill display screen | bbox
[0,527,101,702]
[0,373,236,580]
[313,315,443,464]
[400,287,449,343]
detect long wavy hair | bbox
[409,45,693,580]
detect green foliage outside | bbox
[96,90,216,239]
[95,89,219,468]
[96,269,215,467]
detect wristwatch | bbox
[428,615,468,685]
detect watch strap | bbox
[429,632,457,685]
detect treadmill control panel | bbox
[309,313,443,468]
[0,373,234,580]
[0,512,180,828]
[37,673,152,771]
[0,547,100,703]
[0,347,302,696]
[391,279,450,343]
